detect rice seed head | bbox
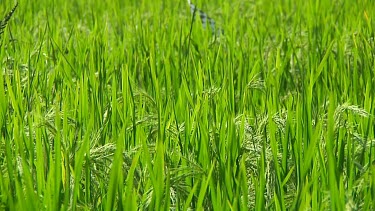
[0,2,18,36]
[188,1,223,36]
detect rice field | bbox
[1,0,374,210]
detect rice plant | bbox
[0,0,374,210]
[0,2,18,37]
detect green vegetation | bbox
[1,0,374,210]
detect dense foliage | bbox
[1,0,374,210]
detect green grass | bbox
[1,0,374,210]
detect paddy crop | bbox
[0,0,374,210]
